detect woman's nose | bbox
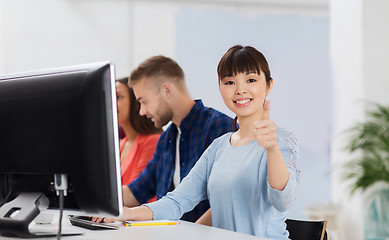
[235,83,247,95]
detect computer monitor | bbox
[0,62,123,237]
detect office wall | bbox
[0,0,330,221]
[363,0,389,105]
[330,0,364,238]
[0,0,133,77]
[131,2,178,70]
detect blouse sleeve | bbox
[267,128,301,212]
[144,141,216,220]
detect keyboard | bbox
[69,216,119,230]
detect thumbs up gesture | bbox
[254,100,278,150]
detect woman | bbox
[110,46,300,239]
[116,77,162,186]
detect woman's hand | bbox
[92,205,154,223]
[254,100,278,151]
[254,100,289,191]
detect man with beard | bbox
[119,55,233,223]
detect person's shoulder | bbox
[120,137,127,145]
[277,127,299,148]
[194,105,234,136]
[199,105,232,122]
[205,132,232,152]
[138,133,161,144]
[214,132,232,143]
[155,125,173,142]
[200,104,229,116]
[277,127,297,139]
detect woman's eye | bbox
[225,81,234,85]
[248,78,256,83]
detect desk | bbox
[3,216,266,240]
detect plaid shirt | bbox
[129,99,234,222]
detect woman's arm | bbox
[265,145,289,190]
[254,101,289,191]
[121,205,154,221]
[122,185,141,207]
[96,205,153,223]
[195,208,212,226]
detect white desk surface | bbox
[4,216,267,240]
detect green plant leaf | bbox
[342,103,389,194]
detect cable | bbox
[0,174,12,207]
[56,190,64,240]
[0,190,12,207]
[1,174,4,197]
[54,174,67,240]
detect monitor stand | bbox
[0,192,82,238]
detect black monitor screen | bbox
[0,62,122,217]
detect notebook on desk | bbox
[69,216,119,230]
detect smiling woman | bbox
[116,45,301,240]
[217,45,273,131]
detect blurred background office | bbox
[0,0,388,239]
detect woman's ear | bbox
[266,79,273,96]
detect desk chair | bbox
[285,219,328,240]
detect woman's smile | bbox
[233,98,253,107]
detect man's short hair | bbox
[129,56,185,90]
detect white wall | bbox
[330,0,389,239]
[131,2,178,71]
[363,0,389,105]
[330,0,364,238]
[0,0,133,77]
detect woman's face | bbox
[219,71,272,120]
[116,82,131,126]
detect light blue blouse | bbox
[145,128,300,239]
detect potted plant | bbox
[343,103,389,239]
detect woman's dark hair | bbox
[116,77,162,135]
[217,45,273,130]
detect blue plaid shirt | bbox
[129,99,234,222]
